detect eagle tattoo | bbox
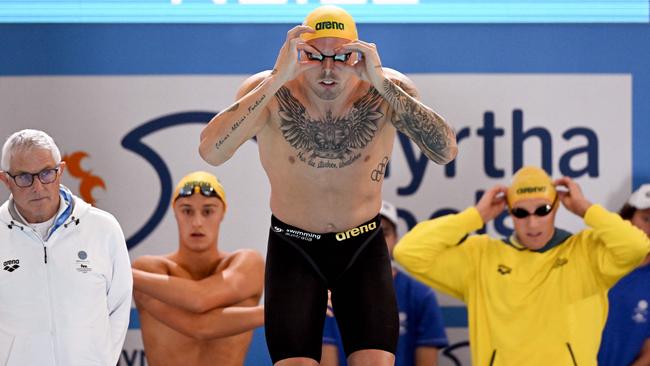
[276,86,384,167]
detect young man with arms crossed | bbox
[132,171,264,366]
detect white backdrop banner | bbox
[0,73,632,365]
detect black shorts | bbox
[264,214,398,364]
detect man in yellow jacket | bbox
[393,166,650,366]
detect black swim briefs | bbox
[264,214,399,363]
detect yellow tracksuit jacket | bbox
[393,205,650,366]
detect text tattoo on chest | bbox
[276,87,384,169]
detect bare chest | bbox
[259,86,393,171]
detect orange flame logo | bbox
[62,151,106,206]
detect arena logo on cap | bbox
[516,186,547,194]
[315,21,345,31]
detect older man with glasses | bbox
[0,129,132,366]
[394,166,650,366]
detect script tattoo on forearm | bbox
[276,87,384,168]
[383,79,454,164]
[215,95,266,150]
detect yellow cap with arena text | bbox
[301,5,358,42]
[506,166,556,207]
[172,171,227,212]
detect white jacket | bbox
[0,186,132,366]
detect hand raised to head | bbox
[272,25,321,84]
[554,177,592,218]
[476,185,508,224]
[336,39,385,87]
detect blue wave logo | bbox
[121,111,215,249]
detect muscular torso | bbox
[257,78,396,232]
[138,256,257,366]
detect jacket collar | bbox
[3,185,79,239]
[505,228,573,253]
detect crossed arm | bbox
[134,291,263,340]
[132,250,264,313]
[132,250,265,339]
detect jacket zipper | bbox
[31,229,58,365]
[566,343,577,366]
[489,349,497,365]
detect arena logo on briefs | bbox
[335,221,377,241]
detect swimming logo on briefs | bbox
[282,228,322,242]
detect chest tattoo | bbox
[275,86,384,168]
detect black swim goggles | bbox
[175,181,218,201]
[509,197,558,219]
[305,52,352,63]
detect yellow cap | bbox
[301,5,358,42]
[172,171,227,212]
[506,166,556,207]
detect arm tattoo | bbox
[214,95,266,150]
[276,87,384,168]
[383,79,455,164]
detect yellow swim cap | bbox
[172,171,227,211]
[301,5,358,42]
[506,166,556,207]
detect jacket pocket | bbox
[0,329,14,366]
[566,343,577,366]
[489,349,497,365]
[5,332,55,366]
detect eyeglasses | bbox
[176,181,218,201]
[510,197,558,219]
[305,52,352,63]
[5,166,60,188]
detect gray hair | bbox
[1,129,62,171]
